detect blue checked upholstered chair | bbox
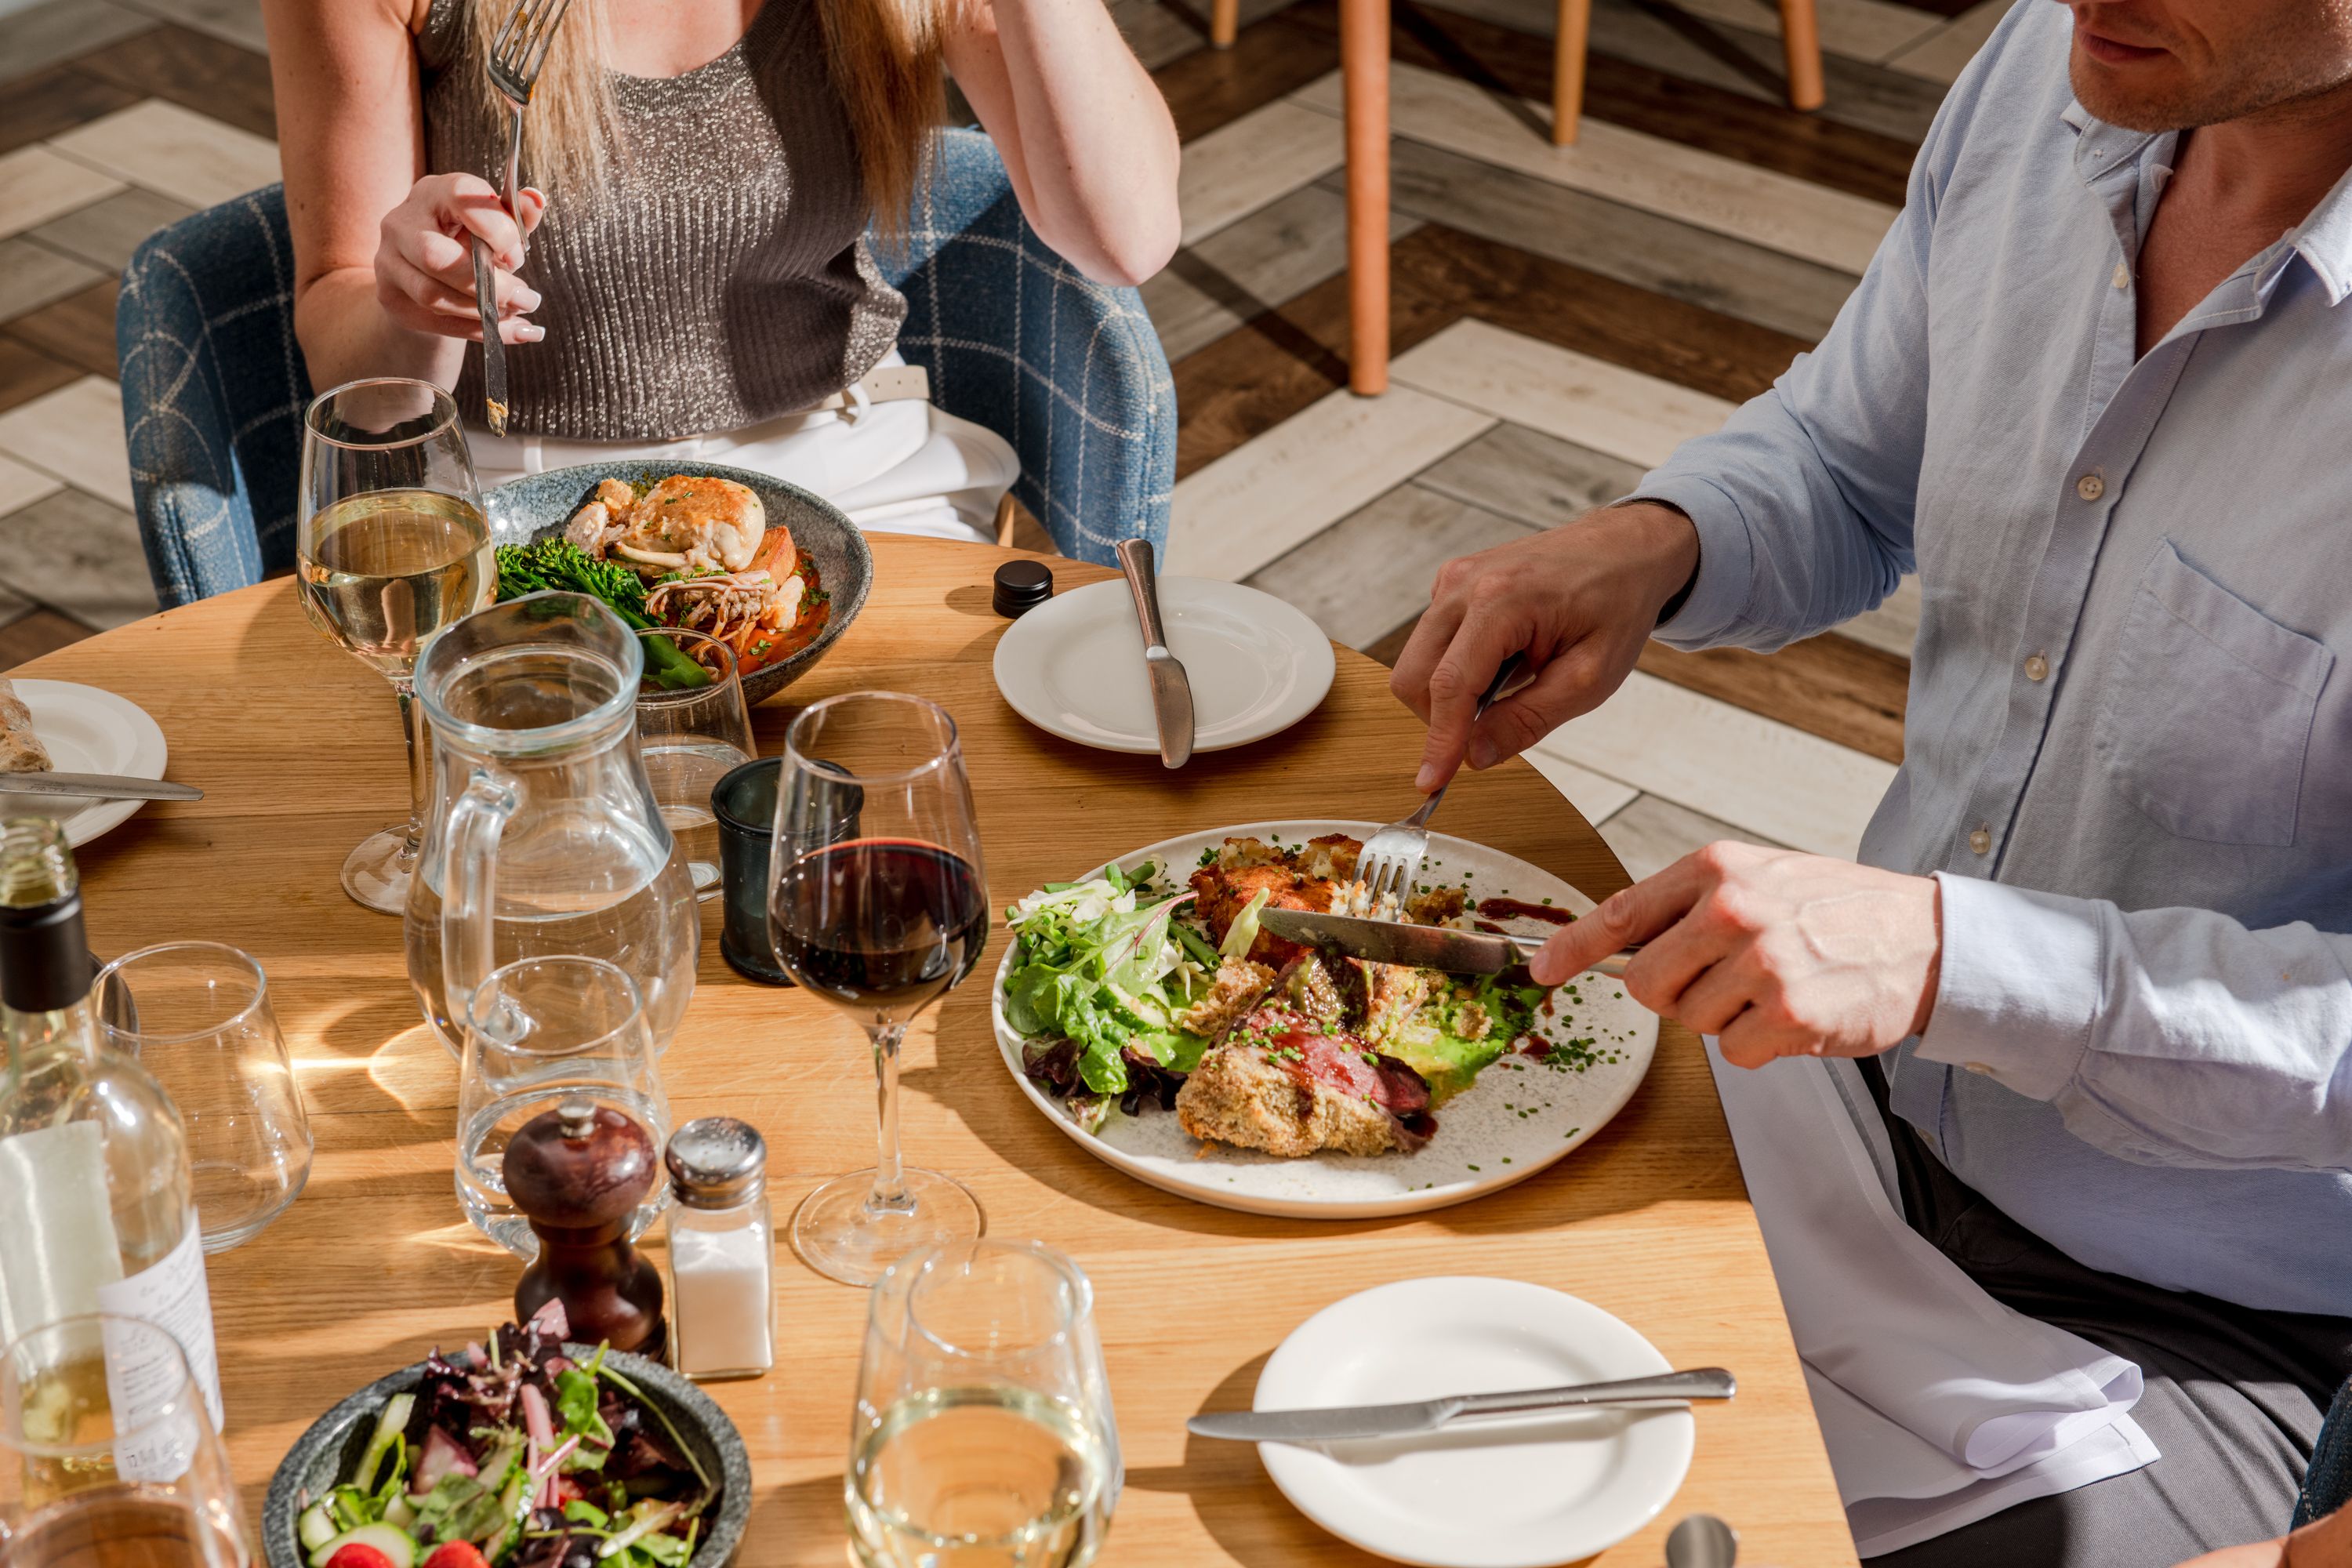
[2296,1377,2352,1530]
[118,126,1176,608]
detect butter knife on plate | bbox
[1115,539,1193,769]
[1188,1367,1734,1444]
[0,771,201,802]
[1260,906,1639,978]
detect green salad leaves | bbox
[1002,860,1218,1096]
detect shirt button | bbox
[2076,474,2105,501]
[1969,827,1991,855]
[1962,1062,1994,1076]
[2111,262,2130,289]
[2024,653,2049,681]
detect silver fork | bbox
[1358,651,1527,907]
[469,0,572,435]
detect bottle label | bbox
[96,1211,225,1448]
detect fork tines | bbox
[489,0,573,96]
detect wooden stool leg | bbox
[1341,0,1390,395]
[1552,0,1590,146]
[1210,0,1238,49]
[1780,0,1824,111]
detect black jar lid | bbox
[993,560,1054,618]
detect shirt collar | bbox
[2062,97,2352,307]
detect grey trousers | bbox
[1854,1060,2352,1567]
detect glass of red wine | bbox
[768,691,989,1285]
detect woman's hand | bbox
[373,174,549,344]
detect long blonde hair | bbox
[467,0,946,229]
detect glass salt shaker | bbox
[664,1117,775,1380]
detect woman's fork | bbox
[1356,652,1528,908]
[470,0,572,434]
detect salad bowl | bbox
[486,460,874,707]
[263,1343,750,1568]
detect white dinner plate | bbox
[8,681,169,848]
[991,819,1658,1218]
[1251,1278,1695,1567]
[991,578,1336,753]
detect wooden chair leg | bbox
[993,492,1020,550]
[1780,0,1824,111]
[1210,0,1239,48]
[1341,0,1390,395]
[1552,0,1590,146]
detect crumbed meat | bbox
[1173,956,1275,1039]
[1174,1004,1433,1156]
[1404,885,1468,925]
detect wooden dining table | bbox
[20,537,1859,1568]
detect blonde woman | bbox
[263,0,1180,542]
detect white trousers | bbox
[466,353,1018,546]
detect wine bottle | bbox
[0,818,224,1428]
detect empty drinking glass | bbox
[0,1313,248,1568]
[455,955,670,1258]
[93,943,313,1253]
[848,1240,1120,1568]
[635,628,755,902]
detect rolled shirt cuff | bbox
[1624,474,1755,648]
[1915,872,2101,1103]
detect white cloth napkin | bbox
[1704,1042,2160,1557]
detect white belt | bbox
[798,364,930,423]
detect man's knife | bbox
[1259,906,1638,978]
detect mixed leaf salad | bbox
[293,1304,715,1568]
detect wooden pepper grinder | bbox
[503,1096,667,1357]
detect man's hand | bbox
[1532,842,1943,1068]
[1389,503,1699,793]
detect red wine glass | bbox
[769,691,989,1285]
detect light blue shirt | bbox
[1635,0,2352,1315]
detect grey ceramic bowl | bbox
[262,1345,750,1568]
[485,459,873,706]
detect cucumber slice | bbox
[296,1503,337,1552]
[307,1522,418,1568]
[381,1494,418,1532]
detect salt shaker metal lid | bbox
[665,1117,767,1209]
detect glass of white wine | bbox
[296,379,492,913]
[848,1240,1120,1568]
[0,1313,249,1568]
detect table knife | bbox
[0,771,201,801]
[1115,538,1193,769]
[1261,906,1639,978]
[471,236,510,435]
[1188,1367,1735,1444]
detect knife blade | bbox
[0,771,201,801]
[1115,539,1194,769]
[471,235,509,436]
[1187,1368,1734,1445]
[1259,907,1637,978]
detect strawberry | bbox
[324,1547,396,1568]
[422,1543,490,1568]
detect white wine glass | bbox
[0,1313,249,1568]
[848,1240,1120,1568]
[296,379,492,914]
[768,692,988,1286]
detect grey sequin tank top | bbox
[420,0,906,440]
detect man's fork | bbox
[470,0,572,434]
[1357,652,1527,908]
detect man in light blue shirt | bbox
[1396,0,2352,1561]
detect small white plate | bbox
[1252,1278,1695,1567]
[992,578,1335,753]
[7,681,169,848]
[993,819,1658,1219]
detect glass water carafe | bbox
[404,592,699,1055]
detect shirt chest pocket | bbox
[2092,542,2334,848]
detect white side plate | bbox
[9,681,169,848]
[992,578,1336,753]
[1254,1278,1696,1567]
[992,819,1657,1218]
